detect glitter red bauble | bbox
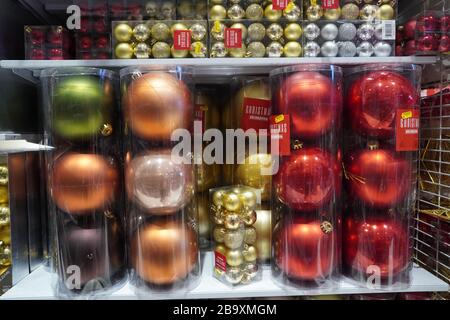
[347,71,418,139]
[343,217,410,278]
[274,220,336,281]
[404,40,417,55]
[418,14,440,32]
[274,148,339,211]
[346,148,412,207]
[273,71,342,139]
[395,45,404,56]
[441,15,450,32]
[417,34,439,52]
[404,20,417,39]
[439,35,450,53]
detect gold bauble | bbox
[229,44,247,58]
[244,227,257,245]
[360,4,378,20]
[0,206,10,227]
[114,23,133,42]
[324,8,341,21]
[0,227,10,245]
[223,193,241,212]
[197,194,211,240]
[376,4,395,20]
[224,230,244,249]
[151,23,170,41]
[248,23,266,41]
[243,210,257,226]
[226,249,244,267]
[225,266,244,284]
[254,210,271,261]
[239,190,258,209]
[284,41,302,57]
[230,23,248,40]
[115,43,133,59]
[242,245,257,262]
[212,190,225,208]
[306,5,323,21]
[215,244,227,256]
[152,42,171,58]
[0,186,8,204]
[284,23,303,41]
[171,23,188,37]
[213,210,225,225]
[264,4,282,21]
[240,272,252,284]
[246,4,264,20]
[171,46,189,58]
[224,213,242,230]
[213,226,227,243]
[236,153,272,201]
[341,3,360,20]
[247,42,266,58]
[210,5,227,20]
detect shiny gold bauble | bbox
[229,44,247,58]
[341,3,360,20]
[238,189,258,209]
[171,23,188,37]
[242,245,257,262]
[254,210,271,261]
[243,210,257,226]
[197,194,211,240]
[151,42,171,58]
[0,227,10,245]
[215,244,227,256]
[0,186,8,204]
[224,213,242,230]
[284,23,303,41]
[306,5,323,21]
[246,4,264,20]
[244,227,257,245]
[376,4,395,20]
[324,8,341,21]
[264,4,282,21]
[213,226,226,243]
[212,189,225,208]
[51,153,118,215]
[130,220,198,285]
[236,154,272,201]
[226,249,244,267]
[230,23,248,40]
[114,23,133,42]
[151,23,170,41]
[0,206,10,227]
[224,230,244,249]
[115,43,133,59]
[213,210,225,225]
[210,5,227,20]
[223,193,241,212]
[243,262,258,279]
[190,41,207,58]
[284,41,302,57]
[171,46,189,58]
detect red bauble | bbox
[30,48,45,60]
[419,14,440,32]
[439,35,450,53]
[48,48,64,60]
[395,45,404,56]
[93,18,107,33]
[275,148,339,211]
[404,40,417,56]
[441,15,450,32]
[346,148,412,207]
[273,72,342,139]
[417,34,439,52]
[347,71,418,139]
[404,20,417,39]
[79,36,92,50]
[343,217,410,278]
[274,220,336,281]
[96,36,109,49]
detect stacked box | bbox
[24,26,73,60]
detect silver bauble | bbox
[321,41,339,57]
[338,23,357,41]
[304,23,320,41]
[357,41,375,56]
[304,41,321,57]
[321,23,339,41]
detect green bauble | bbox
[52,77,112,139]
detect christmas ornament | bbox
[341,3,360,20]
[343,217,410,278]
[230,44,247,58]
[264,4,282,21]
[230,23,248,40]
[283,4,301,21]
[190,42,207,58]
[404,20,417,39]
[374,23,384,40]
[284,23,302,41]
[357,23,375,41]
[134,42,150,59]
[274,220,336,281]
[114,23,133,42]
[324,8,341,21]
[339,41,357,57]
[151,42,171,58]
[243,262,258,279]
[211,42,227,58]
[267,23,284,41]
[224,212,242,230]
[304,23,320,40]
[439,35,450,52]
[244,227,257,245]
[226,249,244,267]
[225,267,244,284]
[131,221,198,285]
[151,23,170,41]
[357,41,374,56]
[171,45,189,58]
[0,186,7,204]
[346,148,412,207]
[248,23,266,41]
[239,190,258,209]
[339,23,357,41]
[283,41,302,57]
[360,4,378,20]
[441,15,450,32]
[254,210,271,261]
[306,4,323,21]
[274,71,341,139]
[242,245,257,262]
[347,71,418,138]
[190,23,207,41]
[376,4,395,20]
[211,22,226,41]
[115,43,134,59]
[243,210,257,226]
[236,153,272,201]
[374,41,392,56]
[247,42,265,57]
[51,154,118,214]
[267,41,284,57]
[321,41,339,57]
[171,23,188,36]
[214,226,226,243]
[126,150,193,215]
[321,23,339,41]
[246,4,264,20]
[274,148,339,211]
[304,41,321,57]
[418,14,440,32]
[133,24,150,42]
[224,230,245,249]
[210,5,227,20]
[124,72,192,141]
[417,34,439,52]
[228,4,245,19]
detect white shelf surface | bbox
[1,253,448,300]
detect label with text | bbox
[270,114,291,156]
[173,30,191,50]
[273,0,288,10]
[241,97,271,132]
[215,251,227,272]
[322,0,339,9]
[225,28,242,48]
[396,109,419,152]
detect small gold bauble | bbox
[306,5,323,21]
[224,230,245,249]
[211,21,226,41]
[247,23,266,41]
[225,266,244,284]
[170,22,188,37]
[341,3,360,20]
[266,23,284,41]
[376,4,395,20]
[226,249,244,267]
[213,211,225,225]
[242,245,257,262]
[190,41,207,58]
[236,153,272,201]
[210,5,227,20]
[254,210,271,261]
[242,210,257,226]
[239,190,257,209]
[284,41,302,57]
[360,4,378,20]
[213,226,227,243]
[133,24,150,42]
[229,44,247,58]
[264,4,282,21]
[151,42,171,58]
[243,262,259,279]
[151,23,170,41]
[212,190,225,207]
[240,272,253,284]
[227,4,245,19]
[114,23,133,42]
[171,46,189,58]
[246,3,264,20]
[224,213,242,230]
[190,23,207,41]
[115,43,133,59]
[244,227,257,245]
[283,4,302,21]
[247,41,266,58]
[230,23,248,40]
[284,23,303,41]
[324,8,341,21]
[215,244,227,256]
[223,193,241,212]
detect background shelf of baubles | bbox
[1,56,448,300]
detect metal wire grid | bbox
[416,54,450,284]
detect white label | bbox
[382,20,396,40]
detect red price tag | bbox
[322,0,339,9]
[273,0,288,10]
[396,109,419,152]
[173,30,191,50]
[214,251,227,272]
[270,114,291,156]
[241,97,271,132]
[224,28,242,48]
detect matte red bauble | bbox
[274,148,339,211]
[346,148,412,207]
[403,20,416,39]
[273,72,342,139]
[124,72,193,141]
[347,71,418,139]
[343,217,410,278]
[274,220,336,281]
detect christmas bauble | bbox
[126,150,194,215]
[51,154,118,214]
[124,72,192,141]
[441,15,450,32]
[267,41,283,57]
[439,35,450,52]
[236,153,272,201]
[347,71,419,138]
[131,220,198,285]
[254,210,271,261]
[346,148,412,207]
[52,76,113,140]
[114,23,132,42]
[264,4,282,21]
[115,43,134,59]
[321,41,339,57]
[339,23,357,41]
[304,23,320,40]
[274,148,339,211]
[339,41,357,57]
[304,41,320,57]
[343,217,410,278]
[230,23,248,40]
[419,14,440,32]
[284,23,302,41]
[210,4,227,19]
[0,186,8,204]
[404,20,417,39]
[374,41,392,57]
[274,220,336,281]
[404,39,417,55]
[321,23,338,41]
[417,34,439,52]
[152,42,171,58]
[273,71,342,139]
[283,42,302,57]
[357,41,374,57]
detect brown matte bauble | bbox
[124,72,193,141]
[233,79,270,129]
[51,153,118,214]
[131,220,198,285]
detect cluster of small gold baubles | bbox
[0,240,11,268]
[212,186,259,285]
[113,22,208,59]
[210,21,303,58]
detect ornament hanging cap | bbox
[367,140,380,150]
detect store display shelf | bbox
[1,253,448,300]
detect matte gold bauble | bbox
[224,230,244,249]
[264,4,282,21]
[171,46,189,58]
[212,189,225,208]
[114,23,133,42]
[233,79,270,129]
[151,42,171,58]
[230,23,248,40]
[224,213,241,230]
[226,249,244,267]
[171,23,188,37]
[51,153,118,214]
[243,210,257,226]
[223,193,241,212]
[236,153,272,201]
[210,5,227,20]
[324,8,341,20]
[284,23,303,41]
[131,221,198,285]
[0,186,8,204]
[115,43,133,59]
[151,22,170,41]
[284,41,302,57]
[242,245,257,262]
[213,226,226,243]
[244,226,257,245]
[229,44,247,58]
[239,189,258,209]
[376,4,395,20]
[254,210,271,261]
[124,72,192,141]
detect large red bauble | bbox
[418,14,440,32]
[274,148,339,211]
[346,148,412,207]
[439,35,450,53]
[417,34,439,52]
[403,20,417,39]
[343,217,410,278]
[347,71,418,139]
[273,72,342,139]
[441,15,450,32]
[274,220,336,281]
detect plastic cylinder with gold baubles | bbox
[41,67,126,298]
[343,64,421,289]
[270,64,343,288]
[120,66,200,295]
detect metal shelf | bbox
[1,252,448,300]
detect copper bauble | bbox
[233,79,270,129]
[347,71,418,139]
[125,150,194,215]
[51,154,118,214]
[131,220,198,285]
[236,153,272,201]
[254,210,271,261]
[124,72,193,141]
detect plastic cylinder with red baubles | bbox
[41,67,126,297]
[269,65,343,288]
[120,66,200,295]
[343,64,421,289]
